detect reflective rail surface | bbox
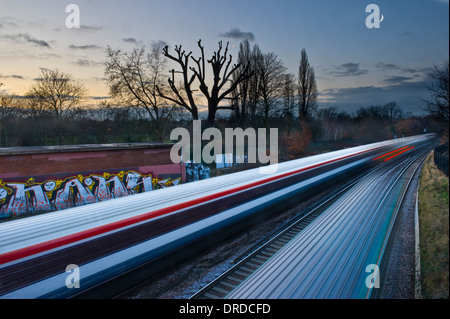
[0,134,437,298]
[225,138,434,299]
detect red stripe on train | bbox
[384,146,415,162]
[372,146,410,161]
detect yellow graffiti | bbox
[117,171,125,180]
[55,179,64,189]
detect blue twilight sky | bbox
[0,0,448,115]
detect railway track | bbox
[191,146,432,299]
[190,166,380,299]
[190,202,336,298]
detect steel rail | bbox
[366,147,430,299]
[192,142,434,299]
[189,160,396,299]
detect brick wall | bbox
[0,143,180,179]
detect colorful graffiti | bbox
[0,171,181,218]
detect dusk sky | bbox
[0,0,448,115]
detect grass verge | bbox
[418,151,449,299]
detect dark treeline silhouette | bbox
[0,42,446,158]
[423,60,449,133]
[0,95,439,159]
[0,100,181,147]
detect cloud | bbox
[401,68,419,73]
[219,28,255,41]
[54,24,103,33]
[71,59,102,67]
[0,16,19,29]
[80,25,103,31]
[72,59,90,67]
[0,74,25,79]
[400,67,433,80]
[92,76,107,82]
[373,63,432,80]
[19,52,61,60]
[26,37,51,48]
[69,44,102,50]
[375,62,399,70]
[330,63,368,77]
[123,37,138,44]
[151,39,168,50]
[399,31,413,37]
[384,75,413,84]
[90,96,111,100]
[2,33,51,48]
[121,38,167,49]
[320,81,430,115]
[401,66,433,74]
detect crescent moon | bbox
[380,14,384,23]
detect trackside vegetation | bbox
[418,151,449,299]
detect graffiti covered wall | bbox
[0,170,181,218]
[0,143,185,219]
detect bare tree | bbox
[356,103,403,122]
[316,106,352,141]
[298,49,318,120]
[424,60,449,125]
[158,40,251,126]
[248,44,264,122]
[156,44,199,121]
[0,87,23,146]
[23,92,49,118]
[281,72,297,120]
[105,45,176,141]
[233,39,252,122]
[28,69,86,119]
[381,101,404,123]
[256,52,287,128]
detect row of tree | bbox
[0,39,448,149]
[1,39,320,144]
[0,90,438,150]
[228,41,318,128]
[104,39,318,131]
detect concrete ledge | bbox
[415,187,422,299]
[0,143,175,156]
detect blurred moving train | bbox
[0,134,436,298]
